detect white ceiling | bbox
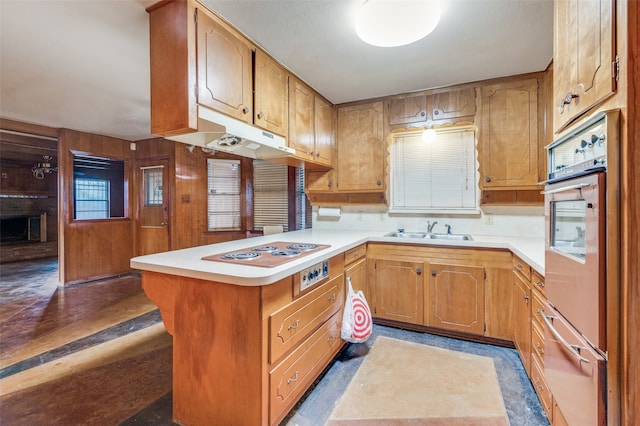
[0,0,553,142]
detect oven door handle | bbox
[541,312,590,363]
[541,182,592,195]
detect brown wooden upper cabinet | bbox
[479,78,540,190]
[196,9,253,123]
[254,50,289,137]
[288,77,334,167]
[148,1,289,138]
[553,0,616,133]
[336,101,384,192]
[387,87,476,128]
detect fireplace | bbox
[0,212,47,244]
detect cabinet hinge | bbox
[613,55,620,84]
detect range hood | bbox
[165,107,294,159]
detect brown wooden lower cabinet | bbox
[513,268,532,375]
[141,254,346,426]
[366,244,512,340]
[427,263,485,335]
[269,311,342,424]
[344,244,367,294]
[369,258,425,324]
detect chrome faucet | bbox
[427,221,438,233]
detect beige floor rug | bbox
[327,336,509,425]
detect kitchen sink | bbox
[384,231,428,238]
[427,233,473,241]
[384,231,473,241]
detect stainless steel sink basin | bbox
[384,231,428,238]
[427,233,473,241]
[384,231,473,241]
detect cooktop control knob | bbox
[299,260,329,293]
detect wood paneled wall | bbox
[58,129,135,284]
[172,143,250,249]
[622,1,639,423]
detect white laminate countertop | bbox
[130,229,544,286]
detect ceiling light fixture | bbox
[32,155,57,180]
[355,0,441,47]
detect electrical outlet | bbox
[485,214,493,225]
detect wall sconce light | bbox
[422,128,437,143]
[32,155,57,180]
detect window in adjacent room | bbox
[74,178,110,219]
[73,155,126,220]
[390,126,479,214]
[207,159,241,230]
[253,160,312,231]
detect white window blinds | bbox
[253,160,289,231]
[390,127,478,213]
[207,159,241,230]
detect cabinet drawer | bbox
[344,244,366,266]
[531,270,545,296]
[269,311,342,425]
[269,274,343,363]
[531,290,546,332]
[531,356,553,421]
[512,255,531,281]
[532,322,545,366]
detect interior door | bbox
[137,160,169,255]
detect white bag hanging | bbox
[341,277,373,343]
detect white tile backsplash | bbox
[312,205,545,238]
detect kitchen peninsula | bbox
[131,229,543,426]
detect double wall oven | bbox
[542,110,618,425]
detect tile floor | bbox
[0,258,549,425]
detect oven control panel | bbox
[299,260,329,292]
[547,111,610,182]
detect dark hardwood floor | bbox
[0,258,172,425]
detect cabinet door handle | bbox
[557,91,579,114]
[523,295,530,302]
[287,371,299,384]
[327,181,332,188]
[327,294,336,302]
[242,106,250,114]
[535,280,545,288]
[485,176,491,182]
[416,268,422,275]
[287,320,300,330]
[257,111,264,119]
[431,269,436,276]
[376,180,382,186]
